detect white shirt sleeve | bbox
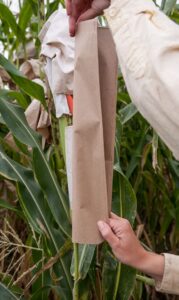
[105,0,179,160]
[155,253,179,294]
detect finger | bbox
[69,15,77,36]
[97,221,120,248]
[109,218,132,239]
[65,0,72,15]
[92,0,111,11]
[69,0,82,36]
[108,218,123,238]
[77,7,102,22]
[110,212,122,220]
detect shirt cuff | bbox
[155,253,179,295]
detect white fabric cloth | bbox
[105,0,179,294]
[155,253,179,294]
[45,58,71,117]
[39,7,75,117]
[105,0,179,160]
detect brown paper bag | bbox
[72,19,118,244]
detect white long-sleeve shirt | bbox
[105,0,179,160]
[105,0,179,295]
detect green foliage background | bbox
[0,0,179,299]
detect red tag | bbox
[66,94,73,114]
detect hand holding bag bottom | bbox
[72,19,118,244]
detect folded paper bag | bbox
[71,19,118,244]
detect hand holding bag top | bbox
[71,19,118,244]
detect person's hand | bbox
[65,0,111,36]
[97,213,164,281]
[98,213,146,268]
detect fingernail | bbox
[97,221,105,231]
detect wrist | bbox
[135,250,165,281]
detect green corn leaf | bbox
[31,284,72,300]
[0,199,23,217]
[114,117,137,224]
[119,103,138,125]
[0,147,56,240]
[114,164,137,228]
[31,286,55,300]
[162,0,177,14]
[125,128,147,179]
[58,116,69,161]
[0,89,29,109]
[53,259,73,298]
[0,148,72,291]
[71,244,96,280]
[18,0,33,32]
[117,265,136,300]
[102,251,118,300]
[0,55,46,108]
[0,98,41,147]
[112,118,137,300]
[32,148,71,236]
[0,97,71,237]
[112,167,137,300]
[46,0,61,19]
[78,245,96,280]
[0,282,19,300]
[113,166,137,224]
[0,114,5,125]
[0,146,66,250]
[0,3,24,42]
[28,0,38,16]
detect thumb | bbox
[98,221,119,248]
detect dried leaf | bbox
[5,99,50,149]
[19,59,42,80]
[0,67,11,82]
[14,40,36,60]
